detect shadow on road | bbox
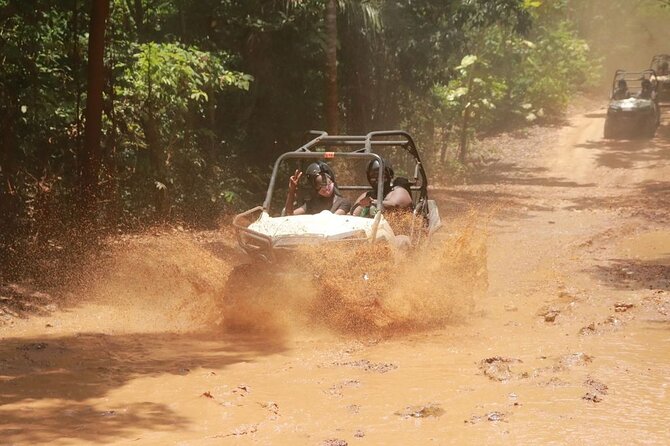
[564,180,670,221]
[470,162,597,188]
[576,135,670,170]
[446,111,670,221]
[2,401,187,444]
[0,330,285,443]
[433,188,555,220]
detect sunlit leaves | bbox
[116,41,252,111]
[523,0,542,9]
[458,55,478,70]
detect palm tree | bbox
[287,0,381,134]
[325,0,338,133]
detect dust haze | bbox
[571,0,670,89]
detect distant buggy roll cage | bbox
[650,54,670,104]
[650,54,670,70]
[262,130,430,217]
[610,69,658,98]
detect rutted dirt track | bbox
[1,107,670,445]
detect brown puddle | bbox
[618,230,670,265]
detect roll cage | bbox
[650,54,670,73]
[610,69,658,99]
[262,130,430,217]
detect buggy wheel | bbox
[646,118,657,138]
[603,120,615,139]
[647,125,657,138]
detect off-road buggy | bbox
[604,69,660,139]
[650,54,670,102]
[233,130,442,263]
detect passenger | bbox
[638,78,654,99]
[284,161,351,215]
[351,158,413,217]
[613,79,629,100]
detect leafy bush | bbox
[514,22,598,119]
[430,16,599,162]
[111,42,254,222]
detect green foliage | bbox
[3,0,646,282]
[433,55,507,130]
[517,23,597,118]
[429,14,597,160]
[123,42,251,102]
[111,42,254,221]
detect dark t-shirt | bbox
[613,89,629,100]
[300,194,351,214]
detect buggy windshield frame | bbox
[262,130,429,215]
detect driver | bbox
[658,61,669,76]
[284,161,351,215]
[351,158,413,217]
[638,78,654,99]
[613,79,629,100]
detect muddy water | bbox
[2,109,670,445]
[619,231,670,265]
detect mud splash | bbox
[24,212,485,339]
[222,211,489,337]
[58,232,236,334]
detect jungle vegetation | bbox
[1,0,669,281]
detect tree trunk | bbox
[324,0,338,134]
[440,126,451,165]
[80,0,110,206]
[126,0,146,41]
[139,113,169,219]
[458,71,477,164]
[0,101,16,196]
[458,108,471,164]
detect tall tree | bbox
[285,0,380,135]
[80,0,110,204]
[324,0,338,134]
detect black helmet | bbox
[304,161,335,189]
[366,158,394,184]
[617,79,627,88]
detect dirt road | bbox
[1,106,669,445]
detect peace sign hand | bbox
[288,169,302,192]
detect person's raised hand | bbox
[288,169,302,192]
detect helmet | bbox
[304,161,335,189]
[366,158,394,186]
[617,79,627,88]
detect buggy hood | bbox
[609,97,655,110]
[247,210,395,247]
